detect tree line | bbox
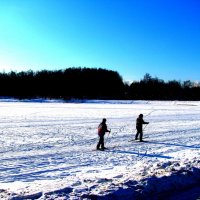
[0,68,199,100]
[128,73,200,100]
[0,68,124,99]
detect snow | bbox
[0,100,200,199]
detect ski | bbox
[94,147,110,151]
[128,137,149,142]
[93,145,120,151]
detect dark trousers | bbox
[97,135,104,149]
[135,128,143,141]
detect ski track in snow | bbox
[0,100,200,199]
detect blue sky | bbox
[0,0,200,82]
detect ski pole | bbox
[143,124,149,131]
[105,129,111,146]
[145,109,155,117]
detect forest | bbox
[0,67,199,100]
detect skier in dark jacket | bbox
[97,118,111,150]
[135,114,149,142]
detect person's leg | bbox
[97,135,104,150]
[140,131,143,141]
[97,136,101,149]
[135,129,139,140]
[100,135,104,149]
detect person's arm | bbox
[105,124,111,132]
[142,119,149,124]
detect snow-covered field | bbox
[0,100,200,199]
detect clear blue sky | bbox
[0,0,200,82]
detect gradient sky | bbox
[0,0,200,82]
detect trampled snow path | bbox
[0,100,200,199]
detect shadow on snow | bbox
[109,149,173,159]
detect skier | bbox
[97,118,111,150]
[135,114,149,142]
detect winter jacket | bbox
[98,123,109,136]
[136,117,148,131]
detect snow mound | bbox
[1,159,200,199]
